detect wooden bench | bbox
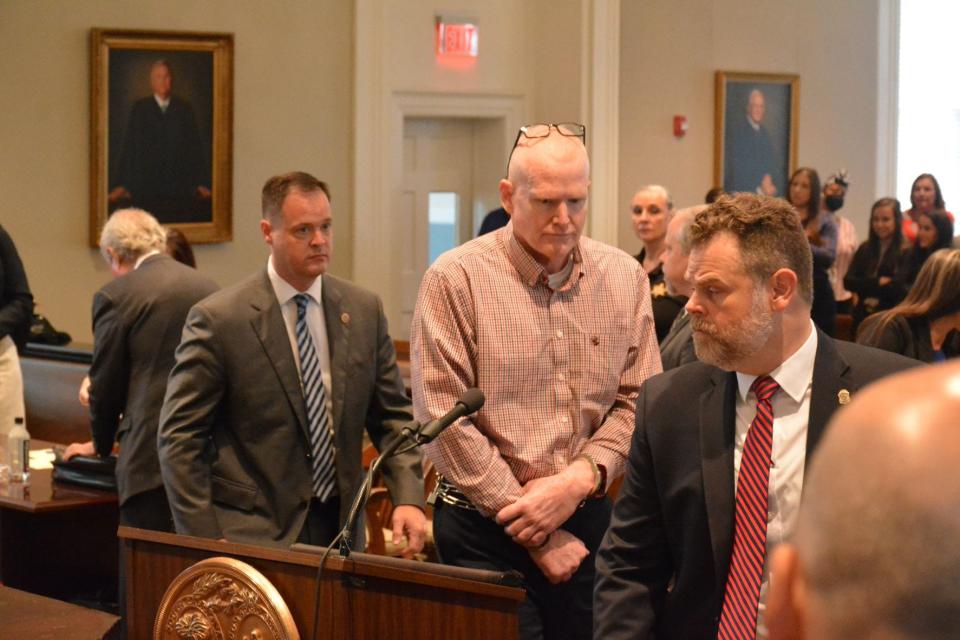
[20,342,92,444]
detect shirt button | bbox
[556,330,564,339]
[560,416,569,423]
[558,373,565,381]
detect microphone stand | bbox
[337,422,419,558]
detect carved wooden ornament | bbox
[154,556,300,640]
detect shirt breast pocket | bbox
[580,322,632,406]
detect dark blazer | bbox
[658,310,695,371]
[158,270,424,548]
[594,331,917,639]
[88,254,217,506]
[857,314,960,363]
[0,225,32,351]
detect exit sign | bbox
[435,18,478,57]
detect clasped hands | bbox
[494,459,596,584]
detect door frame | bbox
[354,89,525,333]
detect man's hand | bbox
[495,457,596,547]
[390,505,428,559]
[760,174,777,197]
[108,186,131,205]
[529,528,589,584]
[78,375,91,407]
[63,440,96,461]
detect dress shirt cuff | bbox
[578,444,625,492]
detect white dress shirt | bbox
[733,320,817,638]
[266,257,333,414]
[154,94,170,113]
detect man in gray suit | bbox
[65,208,217,531]
[658,205,703,371]
[158,171,426,552]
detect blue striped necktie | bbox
[294,293,337,501]
[718,375,780,639]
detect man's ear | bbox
[499,178,514,214]
[769,268,799,311]
[766,545,807,640]
[260,218,273,245]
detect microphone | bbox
[416,388,485,443]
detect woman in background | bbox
[902,173,952,243]
[898,209,953,289]
[822,171,858,315]
[630,184,684,342]
[844,198,908,331]
[164,227,196,268]
[858,248,960,362]
[0,225,32,437]
[788,167,837,335]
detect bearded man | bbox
[593,193,915,640]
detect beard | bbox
[691,288,774,370]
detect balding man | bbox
[594,194,915,639]
[767,362,957,640]
[411,123,660,640]
[658,205,704,370]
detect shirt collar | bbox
[736,320,818,403]
[267,255,324,306]
[501,222,584,290]
[134,250,161,270]
[154,94,170,110]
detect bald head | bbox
[500,130,590,274]
[769,362,960,640]
[506,131,590,189]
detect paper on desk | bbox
[29,449,56,470]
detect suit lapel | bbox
[699,368,738,596]
[249,271,309,438]
[805,330,852,468]
[322,275,349,435]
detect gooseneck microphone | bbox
[336,388,485,557]
[415,387,485,444]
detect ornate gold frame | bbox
[714,70,799,196]
[89,28,233,246]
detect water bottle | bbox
[8,416,29,482]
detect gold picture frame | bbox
[714,71,799,200]
[89,28,234,246]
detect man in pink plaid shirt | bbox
[411,123,661,640]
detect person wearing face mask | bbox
[822,172,858,316]
[898,208,954,289]
[844,198,908,332]
[902,173,954,243]
[631,185,686,341]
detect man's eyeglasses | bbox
[506,122,586,174]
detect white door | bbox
[394,117,504,338]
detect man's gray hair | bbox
[99,208,167,264]
[636,184,673,211]
[671,205,706,255]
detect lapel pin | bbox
[341,312,350,325]
[838,389,851,405]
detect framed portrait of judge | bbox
[714,71,799,201]
[89,29,234,246]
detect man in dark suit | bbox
[109,59,211,222]
[158,171,426,552]
[64,208,217,530]
[658,205,703,370]
[594,193,916,639]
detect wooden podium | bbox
[120,527,524,639]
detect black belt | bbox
[433,476,479,511]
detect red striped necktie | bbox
[718,375,780,639]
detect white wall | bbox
[0,0,355,342]
[618,0,882,255]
